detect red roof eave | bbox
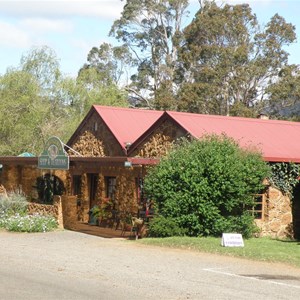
[128,157,160,165]
[263,157,300,163]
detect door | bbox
[88,173,98,208]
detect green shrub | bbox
[148,216,186,237]
[214,213,260,239]
[144,135,270,237]
[0,191,58,232]
[0,190,28,216]
[4,214,58,233]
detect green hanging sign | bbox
[38,136,69,170]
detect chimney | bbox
[257,113,269,120]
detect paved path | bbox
[1,230,300,300]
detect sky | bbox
[0,0,299,78]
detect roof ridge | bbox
[93,105,163,114]
[166,111,300,126]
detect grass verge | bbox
[137,236,300,268]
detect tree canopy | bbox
[177,1,296,115]
[0,0,299,155]
[107,0,297,114]
[110,0,189,108]
[0,46,129,155]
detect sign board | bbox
[124,161,132,168]
[221,233,244,247]
[38,136,69,170]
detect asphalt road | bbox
[1,230,300,300]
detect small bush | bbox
[148,216,186,237]
[0,211,9,228]
[0,190,58,233]
[4,214,58,233]
[0,190,28,216]
[214,212,260,239]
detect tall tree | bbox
[20,46,61,96]
[110,0,190,109]
[178,1,296,116]
[0,70,46,155]
[79,42,133,86]
[266,65,300,119]
[0,48,75,154]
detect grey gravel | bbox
[1,230,300,300]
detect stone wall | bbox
[71,166,142,224]
[61,195,78,229]
[27,195,64,229]
[0,165,67,201]
[255,186,293,238]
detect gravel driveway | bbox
[1,230,300,300]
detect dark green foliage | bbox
[269,162,300,197]
[178,2,296,115]
[144,135,270,237]
[148,215,186,237]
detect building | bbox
[1,105,300,238]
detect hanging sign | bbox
[221,233,244,247]
[38,136,69,170]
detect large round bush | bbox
[144,135,270,237]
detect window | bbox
[36,174,64,204]
[72,175,81,196]
[251,193,266,220]
[88,174,98,204]
[106,177,116,201]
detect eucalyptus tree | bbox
[266,65,300,119]
[79,42,133,87]
[110,0,190,109]
[178,1,296,116]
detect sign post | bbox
[38,137,69,170]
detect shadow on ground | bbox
[67,222,136,239]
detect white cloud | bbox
[0,21,30,47]
[0,0,124,20]
[20,18,73,33]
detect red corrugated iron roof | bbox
[93,105,163,150]
[91,106,300,163]
[167,111,300,163]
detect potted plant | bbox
[89,205,100,225]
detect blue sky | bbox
[0,0,299,78]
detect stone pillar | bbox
[53,195,64,229]
[61,195,78,229]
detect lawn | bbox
[137,236,300,268]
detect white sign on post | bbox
[221,233,244,247]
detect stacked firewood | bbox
[0,184,8,198]
[70,131,106,157]
[138,133,174,158]
[28,202,58,218]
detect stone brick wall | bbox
[61,195,78,229]
[0,165,67,201]
[71,166,142,224]
[255,186,293,238]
